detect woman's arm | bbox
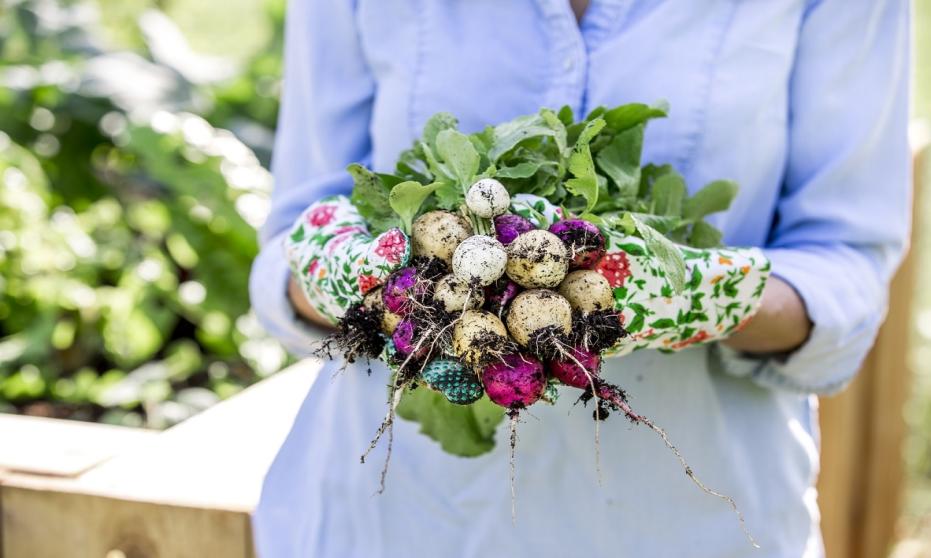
[249,0,375,354]
[723,277,811,355]
[717,0,910,392]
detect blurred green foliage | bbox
[0,0,288,428]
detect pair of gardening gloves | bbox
[285,195,770,356]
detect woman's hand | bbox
[284,195,411,328]
[722,277,812,355]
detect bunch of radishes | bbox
[337,177,628,417]
[323,178,755,543]
[314,102,759,543]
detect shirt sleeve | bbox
[249,0,375,356]
[716,0,912,394]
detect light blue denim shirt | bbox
[250,1,911,556]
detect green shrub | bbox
[0,0,288,428]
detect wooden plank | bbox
[0,414,156,478]
[0,359,321,558]
[75,359,321,512]
[1,484,252,558]
[817,128,928,558]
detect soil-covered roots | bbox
[570,309,628,353]
[312,302,386,368]
[581,382,759,548]
[359,306,460,494]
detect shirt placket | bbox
[537,0,630,116]
[534,0,588,114]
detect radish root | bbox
[593,384,759,548]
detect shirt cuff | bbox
[249,230,329,357]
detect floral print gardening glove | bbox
[510,195,771,357]
[284,195,411,325]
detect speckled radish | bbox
[558,270,614,314]
[452,235,507,287]
[505,229,570,288]
[433,274,484,312]
[505,289,572,347]
[411,211,473,264]
[452,310,509,367]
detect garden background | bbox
[0,0,929,554]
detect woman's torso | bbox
[255,2,823,556]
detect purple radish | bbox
[391,316,430,360]
[482,353,546,409]
[484,279,520,318]
[382,267,424,315]
[548,219,605,270]
[548,346,601,389]
[494,214,536,246]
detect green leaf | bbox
[578,212,606,227]
[564,118,606,212]
[488,113,558,162]
[496,161,544,179]
[638,163,676,199]
[595,124,643,197]
[395,146,432,183]
[652,173,687,217]
[389,180,440,234]
[628,213,683,234]
[631,215,687,293]
[422,112,459,153]
[689,220,724,248]
[602,101,669,133]
[348,164,398,234]
[682,180,738,221]
[435,129,480,188]
[557,105,574,126]
[540,108,569,155]
[396,389,505,457]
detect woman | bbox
[250,1,911,556]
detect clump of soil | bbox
[409,256,448,282]
[571,310,628,353]
[314,302,386,365]
[525,324,573,361]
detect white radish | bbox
[452,235,507,287]
[465,178,510,218]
